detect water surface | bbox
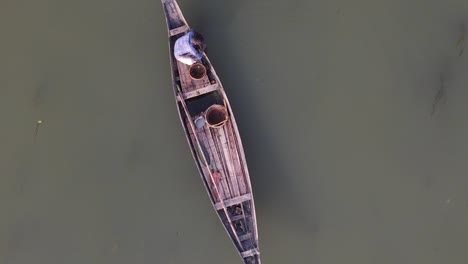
[1,0,468,263]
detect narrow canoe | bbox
[160,0,261,263]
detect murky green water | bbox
[1,0,468,263]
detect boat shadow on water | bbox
[187,0,319,239]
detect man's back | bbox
[174,30,206,65]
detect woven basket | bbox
[205,104,228,128]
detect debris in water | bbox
[456,24,465,57]
[34,120,43,142]
[430,75,446,117]
[111,242,119,253]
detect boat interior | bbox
[162,0,260,262]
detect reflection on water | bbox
[1,0,468,263]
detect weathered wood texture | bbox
[186,117,250,202]
[162,1,260,263]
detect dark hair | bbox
[191,30,206,52]
[191,31,204,43]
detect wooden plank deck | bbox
[230,214,247,222]
[185,115,250,205]
[215,127,241,197]
[215,194,252,210]
[163,0,185,30]
[223,123,248,195]
[239,233,252,241]
[169,25,189,36]
[200,124,232,200]
[176,62,211,94]
[241,248,260,258]
[183,83,219,99]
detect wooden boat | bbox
[160,0,261,263]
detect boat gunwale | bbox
[160,1,260,262]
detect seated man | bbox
[173,29,207,65]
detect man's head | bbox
[191,31,206,52]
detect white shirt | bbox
[173,31,204,65]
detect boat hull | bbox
[160,1,261,263]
